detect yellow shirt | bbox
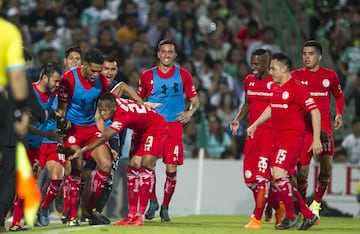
[0,18,25,88]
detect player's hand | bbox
[67,149,82,161]
[110,148,118,161]
[144,102,162,109]
[334,114,343,130]
[230,121,239,135]
[247,124,257,138]
[46,130,65,142]
[14,111,30,138]
[177,111,192,124]
[310,138,323,156]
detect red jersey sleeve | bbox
[99,74,109,94]
[138,68,153,99]
[180,67,198,99]
[58,70,75,103]
[330,70,345,115]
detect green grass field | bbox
[8,215,360,234]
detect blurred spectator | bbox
[227,2,253,38]
[246,26,282,66]
[167,0,194,32]
[235,19,262,53]
[216,91,239,130]
[116,12,139,49]
[55,13,83,49]
[191,41,210,78]
[337,37,360,103]
[223,47,245,78]
[25,0,57,43]
[5,7,32,48]
[197,2,219,36]
[207,31,231,61]
[335,117,360,164]
[176,15,202,62]
[127,39,153,72]
[95,27,123,60]
[205,114,234,159]
[183,120,198,158]
[146,12,178,50]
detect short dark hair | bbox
[271,53,292,70]
[303,40,322,55]
[39,61,62,80]
[98,93,117,106]
[84,48,104,65]
[157,39,177,52]
[65,45,82,58]
[103,54,118,64]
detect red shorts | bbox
[243,130,273,183]
[64,124,104,160]
[38,143,66,168]
[298,131,334,166]
[130,125,168,159]
[163,122,183,165]
[26,147,40,169]
[271,137,304,175]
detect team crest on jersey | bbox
[266,81,273,90]
[111,121,123,131]
[245,170,252,179]
[68,136,76,144]
[282,91,289,100]
[322,79,330,87]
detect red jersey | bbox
[270,78,318,141]
[138,65,197,103]
[110,96,167,135]
[292,67,344,135]
[245,74,273,132]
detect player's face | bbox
[157,44,177,67]
[98,100,116,121]
[83,62,103,82]
[46,71,61,93]
[250,55,268,78]
[102,61,118,86]
[269,59,283,84]
[302,46,321,70]
[64,51,81,70]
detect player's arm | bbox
[177,96,200,124]
[28,125,64,142]
[110,81,144,104]
[94,107,105,132]
[247,105,271,138]
[309,108,323,155]
[230,94,249,135]
[68,128,118,160]
[332,75,345,130]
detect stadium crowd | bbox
[1,0,360,231]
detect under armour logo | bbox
[161,85,167,94]
[301,81,308,85]
[249,82,255,86]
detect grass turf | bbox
[9,215,360,234]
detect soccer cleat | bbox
[275,217,298,230]
[67,218,80,227]
[54,195,64,213]
[145,199,159,220]
[275,201,285,225]
[298,214,319,230]
[264,204,273,222]
[61,212,69,224]
[38,207,50,226]
[90,209,110,225]
[244,217,261,229]
[127,216,144,226]
[9,222,25,231]
[160,206,171,222]
[113,216,132,226]
[309,200,321,222]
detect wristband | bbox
[13,99,28,121]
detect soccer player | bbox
[69,93,168,226]
[0,2,30,229]
[292,40,344,220]
[139,39,199,222]
[10,62,63,230]
[247,53,322,230]
[230,49,284,229]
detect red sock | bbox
[267,187,280,210]
[85,169,110,211]
[162,171,177,207]
[42,180,62,209]
[297,179,308,201]
[126,166,139,216]
[62,175,71,213]
[253,180,269,220]
[314,179,328,202]
[149,170,157,200]
[69,171,81,219]
[293,187,312,218]
[11,196,24,226]
[276,177,296,219]
[138,167,153,215]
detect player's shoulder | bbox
[319,66,337,76]
[0,18,19,34]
